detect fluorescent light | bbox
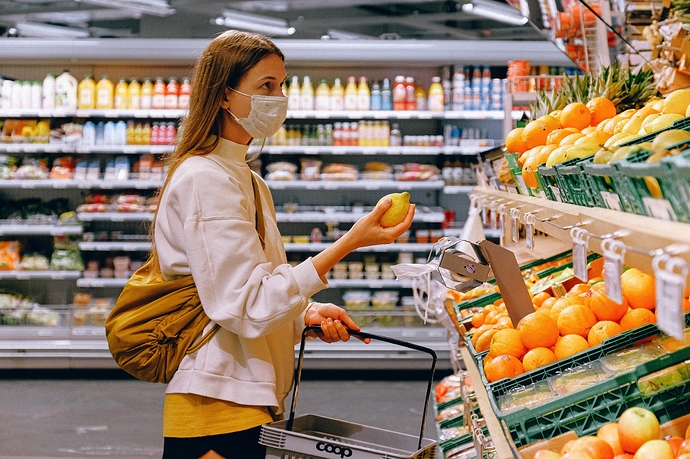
[215,9,296,36]
[15,21,90,38]
[75,0,176,17]
[462,0,529,26]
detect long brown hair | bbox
[144,30,284,280]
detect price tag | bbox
[601,238,625,304]
[642,197,678,221]
[571,228,589,282]
[490,207,497,229]
[653,254,688,339]
[511,209,520,243]
[600,191,622,211]
[498,205,507,247]
[550,186,562,202]
[526,220,534,250]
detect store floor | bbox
[0,369,448,459]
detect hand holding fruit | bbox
[346,192,415,249]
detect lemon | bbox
[545,145,573,167]
[662,89,690,116]
[593,147,613,164]
[645,113,684,133]
[650,129,690,151]
[377,192,411,227]
[620,117,643,135]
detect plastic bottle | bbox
[152,76,166,110]
[178,77,191,110]
[30,81,42,109]
[299,76,314,111]
[11,81,22,109]
[164,122,176,145]
[141,122,151,145]
[42,73,55,109]
[381,78,392,111]
[344,76,357,111]
[95,75,114,110]
[55,70,78,109]
[404,77,416,110]
[114,120,127,145]
[82,121,96,147]
[127,77,141,110]
[314,78,330,111]
[370,80,381,111]
[114,78,128,110]
[126,121,136,145]
[330,78,344,111]
[165,77,179,110]
[287,76,300,111]
[414,84,427,111]
[428,76,444,112]
[356,76,370,111]
[392,76,406,111]
[150,122,160,145]
[1,79,13,109]
[104,121,116,146]
[20,81,32,109]
[78,74,96,109]
[390,123,402,147]
[133,123,143,145]
[140,78,153,110]
[95,121,105,145]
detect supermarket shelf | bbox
[261,145,493,156]
[0,179,162,189]
[78,241,152,251]
[510,92,539,104]
[77,212,153,222]
[0,144,173,155]
[0,270,82,280]
[266,180,445,191]
[443,185,475,194]
[0,222,82,236]
[327,279,412,288]
[276,209,445,223]
[285,243,434,253]
[0,108,185,119]
[76,278,128,288]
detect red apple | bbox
[597,422,624,456]
[570,436,614,459]
[665,436,683,456]
[618,407,661,453]
[632,439,674,459]
[534,450,562,459]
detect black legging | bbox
[162,426,266,459]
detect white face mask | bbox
[226,87,288,139]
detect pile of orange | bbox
[473,266,677,383]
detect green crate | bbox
[618,155,683,222]
[554,155,597,207]
[665,153,690,222]
[537,164,563,202]
[505,153,532,197]
[494,344,690,448]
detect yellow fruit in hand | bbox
[377,192,411,227]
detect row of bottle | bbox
[285,75,445,112]
[81,120,177,147]
[267,121,401,147]
[0,70,191,111]
[441,160,477,186]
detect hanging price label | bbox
[498,205,507,247]
[571,227,589,282]
[490,206,497,230]
[511,209,520,243]
[601,238,625,304]
[525,216,534,251]
[653,254,688,339]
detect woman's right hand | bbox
[345,198,415,249]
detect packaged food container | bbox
[547,362,611,395]
[342,290,371,310]
[415,229,430,243]
[637,360,690,395]
[381,262,395,280]
[601,342,668,374]
[364,263,379,280]
[430,229,444,243]
[498,380,555,414]
[396,230,410,243]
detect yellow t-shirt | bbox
[163,393,273,438]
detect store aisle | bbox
[0,370,445,459]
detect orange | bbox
[471,324,491,347]
[570,436,614,459]
[561,451,595,459]
[567,283,591,297]
[554,334,590,359]
[532,291,552,309]
[549,296,586,323]
[557,304,597,337]
[490,328,527,359]
[496,316,515,329]
[484,354,525,382]
[586,97,617,127]
[522,347,557,371]
[474,328,500,353]
[561,102,592,130]
[541,297,558,310]
[522,154,546,189]
[517,312,560,349]
[471,312,485,328]
[619,308,656,331]
[620,268,656,310]
[483,352,496,367]
[587,320,624,347]
[539,114,562,131]
[547,127,579,145]
[587,129,613,146]
[506,127,528,153]
[522,119,555,149]
[587,282,628,322]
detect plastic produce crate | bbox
[618,114,690,147]
[666,152,690,222]
[535,164,562,202]
[553,155,598,207]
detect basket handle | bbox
[286,325,438,451]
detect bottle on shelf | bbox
[10,81,21,109]
[141,122,151,145]
[344,76,358,110]
[381,78,392,111]
[152,76,166,110]
[82,120,96,147]
[165,77,179,110]
[150,122,160,145]
[103,121,115,146]
[356,76,370,111]
[314,78,330,111]
[55,69,78,109]
[414,83,426,111]
[20,81,32,109]
[42,73,55,109]
[133,122,143,145]
[164,122,176,144]
[178,77,191,110]
[114,78,128,110]
[1,79,12,109]
[404,76,416,111]
[428,76,444,112]
[140,77,153,110]
[390,123,402,147]
[330,77,344,111]
[299,76,314,111]
[95,75,114,110]
[115,120,127,146]
[370,80,381,111]
[30,81,42,109]
[392,75,406,111]
[287,75,300,111]
[77,74,96,109]
[126,121,136,145]
[127,77,141,110]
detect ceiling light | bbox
[74,0,176,17]
[215,9,295,36]
[461,0,528,26]
[15,21,90,38]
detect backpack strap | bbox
[251,172,266,251]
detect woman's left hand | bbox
[304,302,370,343]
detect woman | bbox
[151,30,415,458]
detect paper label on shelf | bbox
[572,239,588,282]
[515,175,529,195]
[499,212,506,246]
[603,259,623,304]
[550,186,562,202]
[642,197,678,221]
[600,191,622,211]
[655,268,685,339]
[525,222,534,250]
[511,215,519,243]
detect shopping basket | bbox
[259,325,439,459]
